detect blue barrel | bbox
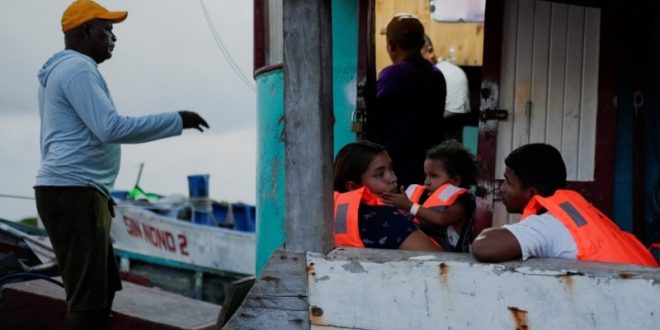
[110,190,129,200]
[212,202,232,227]
[188,174,213,226]
[233,203,256,232]
[188,174,210,197]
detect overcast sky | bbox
[0,0,256,221]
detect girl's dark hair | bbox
[504,143,566,197]
[334,140,387,193]
[426,140,478,188]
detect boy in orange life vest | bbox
[381,140,478,252]
[471,143,658,267]
[334,141,440,252]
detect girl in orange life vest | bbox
[333,141,440,251]
[381,140,478,252]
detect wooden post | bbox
[283,0,334,253]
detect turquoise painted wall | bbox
[332,0,359,155]
[254,0,359,274]
[255,68,285,275]
[462,125,478,156]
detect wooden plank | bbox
[492,198,510,227]
[430,23,485,66]
[254,0,265,70]
[492,0,520,227]
[529,0,551,144]
[216,276,256,328]
[283,0,334,253]
[374,0,394,75]
[224,308,309,330]
[222,249,309,329]
[474,0,505,236]
[511,0,535,149]
[494,0,519,180]
[546,2,568,149]
[561,4,586,181]
[240,296,307,310]
[577,7,600,181]
[248,249,309,298]
[589,1,617,214]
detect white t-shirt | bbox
[436,60,470,114]
[502,213,577,260]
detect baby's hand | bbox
[381,186,413,211]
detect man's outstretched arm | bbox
[471,228,522,262]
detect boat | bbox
[1,172,257,305]
[111,197,256,277]
[108,173,256,304]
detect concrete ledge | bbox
[0,279,220,329]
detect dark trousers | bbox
[35,186,122,329]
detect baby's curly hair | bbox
[426,140,478,188]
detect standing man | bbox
[471,144,658,267]
[421,35,471,142]
[367,14,446,188]
[35,1,209,329]
[421,35,470,120]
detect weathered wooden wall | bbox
[375,0,485,75]
[282,0,335,253]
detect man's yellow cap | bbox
[61,0,127,33]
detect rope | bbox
[0,272,64,288]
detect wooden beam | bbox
[282,0,334,253]
[253,0,265,73]
[216,276,256,328]
[221,249,309,329]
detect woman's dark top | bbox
[357,204,417,249]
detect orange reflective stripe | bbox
[521,190,658,267]
[423,183,467,208]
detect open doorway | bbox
[372,0,486,154]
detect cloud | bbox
[115,128,257,204]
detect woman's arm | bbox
[399,230,442,252]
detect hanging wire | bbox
[198,0,256,92]
[0,194,34,200]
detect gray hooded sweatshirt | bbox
[36,50,182,197]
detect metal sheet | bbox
[308,250,659,330]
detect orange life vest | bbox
[521,190,659,267]
[406,183,468,225]
[333,187,386,248]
